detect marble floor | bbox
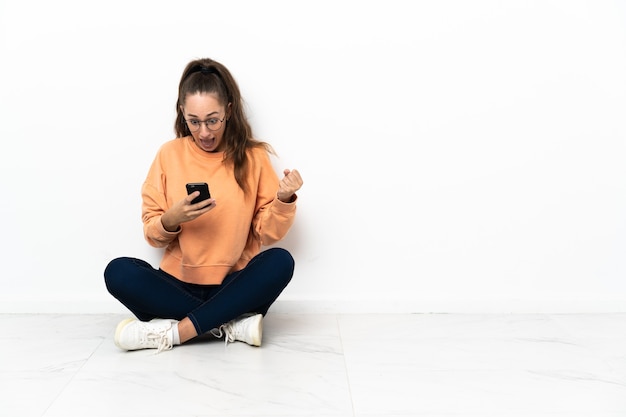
[1,312,625,417]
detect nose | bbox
[198,123,213,135]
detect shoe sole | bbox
[114,318,136,350]
[250,314,263,347]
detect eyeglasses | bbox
[185,116,225,132]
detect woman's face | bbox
[181,92,228,153]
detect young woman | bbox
[104,58,303,353]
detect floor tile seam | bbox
[335,314,357,417]
[38,335,108,415]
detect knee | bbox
[267,247,295,282]
[103,257,132,294]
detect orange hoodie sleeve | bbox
[141,145,181,248]
[250,147,297,247]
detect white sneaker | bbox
[114,318,177,353]
[211,314,263,347]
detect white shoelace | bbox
[155,332,174,353]
[142,328,173,354]
[210,322,237,347]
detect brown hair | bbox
[175,58,274,194]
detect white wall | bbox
[1,0,625,314]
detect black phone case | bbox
[186,182,211,204]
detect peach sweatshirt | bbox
[141,136,297,285]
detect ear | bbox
[226,102,232,119]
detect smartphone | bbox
[186,182,211,205]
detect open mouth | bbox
[199,137,215,149]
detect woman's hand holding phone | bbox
[160,183,215,232]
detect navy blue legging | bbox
[104,247,294,335]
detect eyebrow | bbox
[185,111,220,118]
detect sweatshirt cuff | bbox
[156,215,182,238]
[277,193,297,204]
[273,194,297,210]
[277,193,298,204]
